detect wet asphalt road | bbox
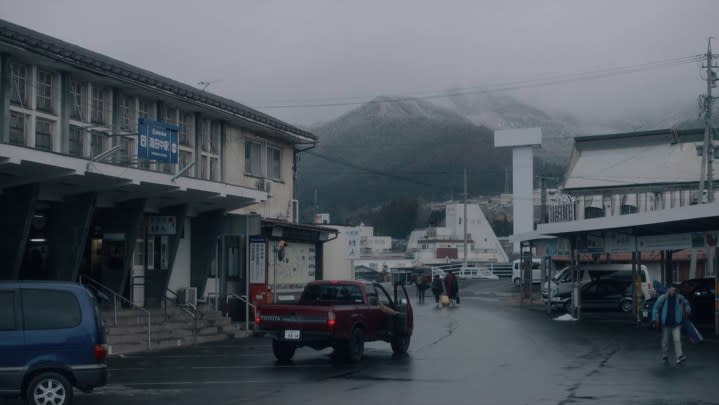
[16,280,719,405]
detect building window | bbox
[245,141,262,176]
[36,70,54,113]
[119,95,134,130]
[9,112,27,146]
[267,147,281,180]
[119,137,134,164]
[210,122,220,154]
[200,155,209,179]
[180,113,194,146]
[69,125,85,156]
[200,121,210,152]
[138,98,152,120]
[91,86,107,124]
[69,80,86,120]
[35,118,53,151]
[90,132,106,158]
[210,157,219,181]
[179,150,193,175]
[10,63,29,107]
[163,107,178,126]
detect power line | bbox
[255,54,703,109]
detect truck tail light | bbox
[327,311,336,330]
[93,344,108,362]
[255,310,261,326]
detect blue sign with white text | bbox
[138,118,179,164]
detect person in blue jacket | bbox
[652,283,691,364]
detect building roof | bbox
[564,128,715,192]
[0,18,316,144]
[536,202,719,237]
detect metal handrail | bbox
[79,274,152,350]
[165,287,199,344]
[226,293,256,331]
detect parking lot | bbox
[6,279,708,405]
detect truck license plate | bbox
[642,310,648,318]
[284,330,300,340]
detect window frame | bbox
[36,69,55,113]
[35,117,54,152]
[69,80,86,121]
[21,289,82,331]
[10,62,29,107]
[267,146,282,180]
[91,85,107,124]
[9,111,27,146]
[69,125,85,157]
[0,290,18,331]
[245,140,263,176]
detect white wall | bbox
[167,218,191,294]
[322,226,354,280]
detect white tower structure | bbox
[494,128,542,253]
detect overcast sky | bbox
[1,0,716,126]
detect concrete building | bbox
[0,19,335,309]
[407,202,509,264]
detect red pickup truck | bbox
[255,280,413,362]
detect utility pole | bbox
[463,168,468,269]
[699,37,718,203]
[540,176,547,224]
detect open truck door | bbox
[391,282,413,355]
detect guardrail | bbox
[80,274,152,350]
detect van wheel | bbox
[26,372,73,405]
[345,328,365,363]
[620,300,633,313]
[272,340,296,362]
[513,278,521,287]
[391,334,411,355]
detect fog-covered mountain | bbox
[296,96,512,222]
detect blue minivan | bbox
[0,281,107,405]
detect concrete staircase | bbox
[103,305,252,355]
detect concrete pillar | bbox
[46,193,96,281]
[59,72,71,153]
[159,204,187,292]
[191,210,225,296]
[0,184,39,280]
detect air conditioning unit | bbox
[255,179,272,195]
[177,287,197,307]
[291,199,299,223]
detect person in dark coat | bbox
[431,274,444,308]
[415,274,429,304]
[445,271,459,306]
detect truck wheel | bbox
[513,278,520,287]
[272,340,297,362]
[26,372,73,405]
[346,328,365,363]
[391,334,411,355]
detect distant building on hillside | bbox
[407,203,509,264]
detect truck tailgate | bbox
[257,305,332,332]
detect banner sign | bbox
[138,118,179,164]
[249,235,266,284]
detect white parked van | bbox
[543,264,653,301]
[512,258,543,286]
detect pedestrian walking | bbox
[415,275,428,304]
[445,271,459,306]
[652,283,691,365]
[431,274,444,308]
